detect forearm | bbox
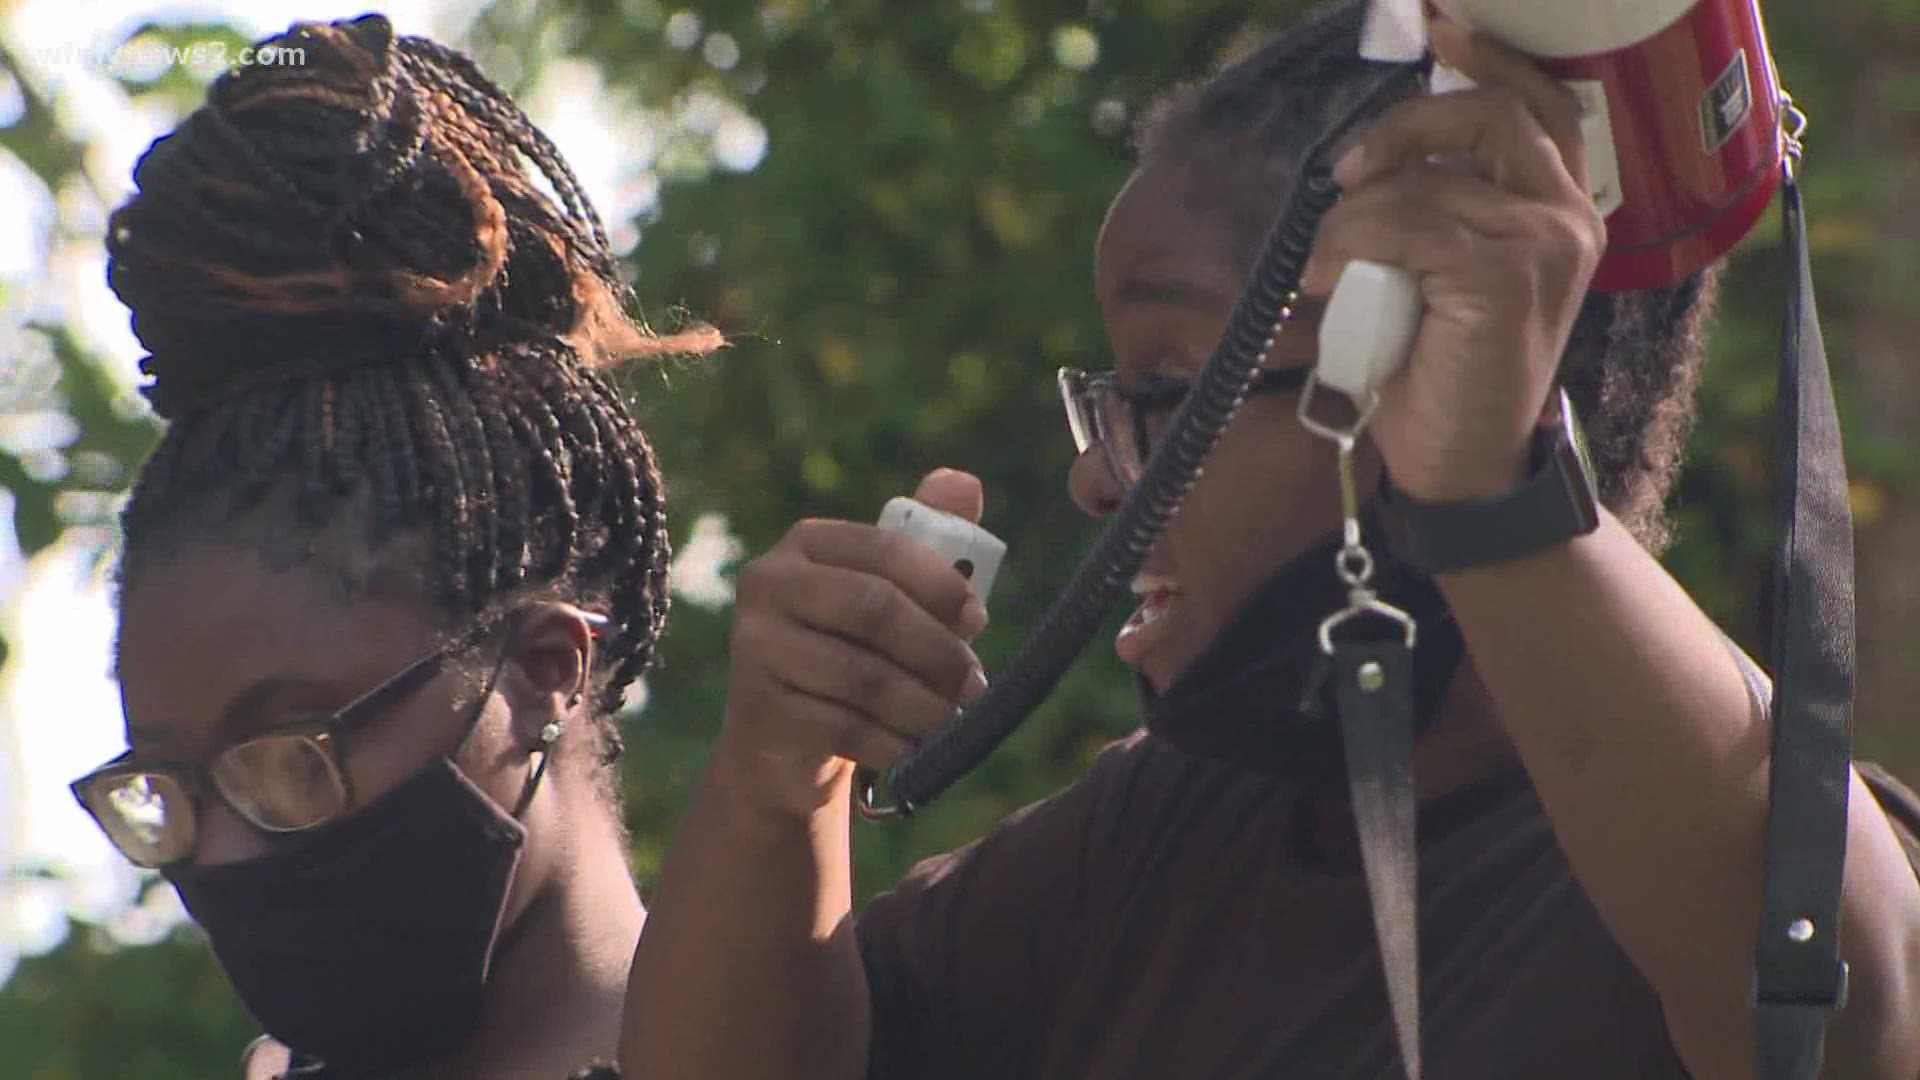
[620,469,989,1079]
[1438,513,1920,1077]
[622,742,870,1080]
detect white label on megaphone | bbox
[1432,62,1621,217]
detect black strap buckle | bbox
[1751,961,1851,1014]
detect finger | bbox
[1303,169,1492,292]
[747,554,983,700]
[912,468,984,524]
[785,519,983,635]
[754,619,975,743]
[1303,177,1597,322]
[1327,164,1592,242]
[1306,172,1506,287]
[765,678,918,772]
[1336,87,1582,205]
[1428,16,1587,187]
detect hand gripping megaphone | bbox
[1443,0,1784,292]
[1319,0,1793,399]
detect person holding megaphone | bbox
[625,4,1920,1079]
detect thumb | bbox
[911,468,984,524]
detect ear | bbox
[498,602,598,750]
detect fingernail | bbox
[959,597,989,637]
[1333,144,1366,186]
[960,666,989,704]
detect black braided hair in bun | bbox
[107,14,720,756]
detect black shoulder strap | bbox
[1752,166,1856,1079]
[1333,636,1422,1080]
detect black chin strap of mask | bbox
[1752,158,1855,1080]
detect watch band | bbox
[1379,388,1602,575]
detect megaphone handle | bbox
[1317,260,1422,400]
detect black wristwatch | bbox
[1379,388,1602,575]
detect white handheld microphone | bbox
[876,497,1006,604]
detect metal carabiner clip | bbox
[1779,92,1809,181]
[1295,368,1419,655]
[853,766,912,821]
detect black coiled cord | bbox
[865,62,1428,817]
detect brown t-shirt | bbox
[858,733,1920,1079]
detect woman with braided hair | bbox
[66,14,716,1079]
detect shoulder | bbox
[854,728,1284,978]
[855,730,1198,954]
[1711,639,1920,875]
[852,733,1199,1067]
[866,731,1189,898]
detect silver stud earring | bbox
[539,721,562,747]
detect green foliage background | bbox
[2,2,1916,1075]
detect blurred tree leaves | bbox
[0,922,256,1080]
[1,1,1917,1075]
[0,39,86,184]
[1,17,217,1076]
[0,48,164,559]
[106,22,258,114]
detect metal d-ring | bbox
[1295,369,1382,447]
[1780,92,1809,181]
[853,766,912,821]
[1318,595,1419,656]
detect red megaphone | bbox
[1433,0,1786,291]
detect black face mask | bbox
[1140,499,1463,780]
[167,755,529,1078]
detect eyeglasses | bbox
[71,622,504,870]
[1058,364,1312,488]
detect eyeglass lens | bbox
[210,733,349,833]
[80,732,350,868]
[82,771,197,869]
[1061,370,1157,487]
